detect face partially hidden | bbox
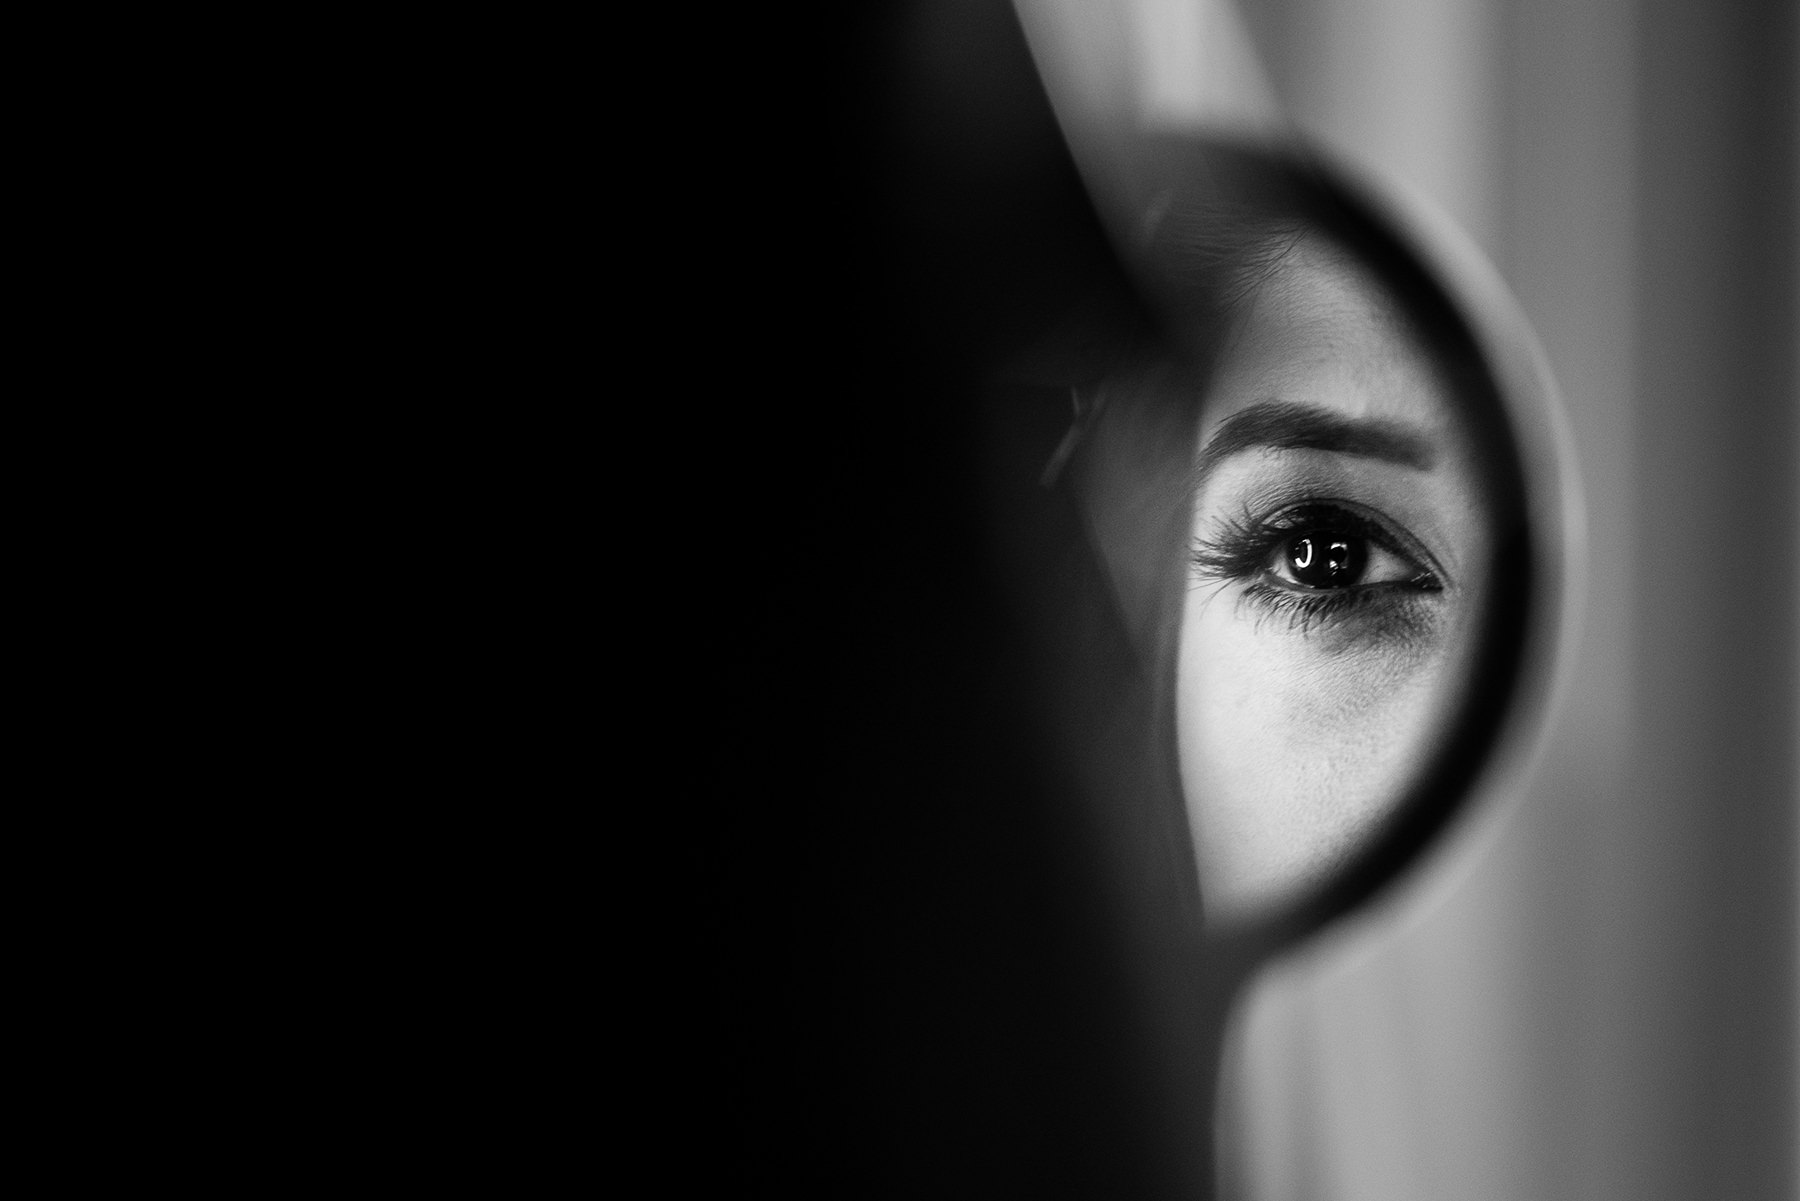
[1177,234,1494,927]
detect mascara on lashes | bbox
[1190,500,1447,643]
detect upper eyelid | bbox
[1260,503,1396,542]
[1257,504,1419,568]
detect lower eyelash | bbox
[1237,579,1374,634]
[1236,579,1435,641]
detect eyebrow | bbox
[1194,400,1437,484]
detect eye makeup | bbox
[1190,495,1449,647]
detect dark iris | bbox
[1285,532,1366,588]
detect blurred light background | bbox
[1195,0,1799,1198]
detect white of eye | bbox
[1266,533,1421,589]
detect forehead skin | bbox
[1215,236,1439,416]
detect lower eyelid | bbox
[1237,576,1445,646]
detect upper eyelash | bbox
[1188,500,1445,640]
[1192,508,1291,581]
[1192,500,1440,587]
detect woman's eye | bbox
[1266,530,1420,590]
[1191,501,1445,602]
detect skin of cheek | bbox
[1176,584,1453,923]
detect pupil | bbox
[1288,533,1365,588]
